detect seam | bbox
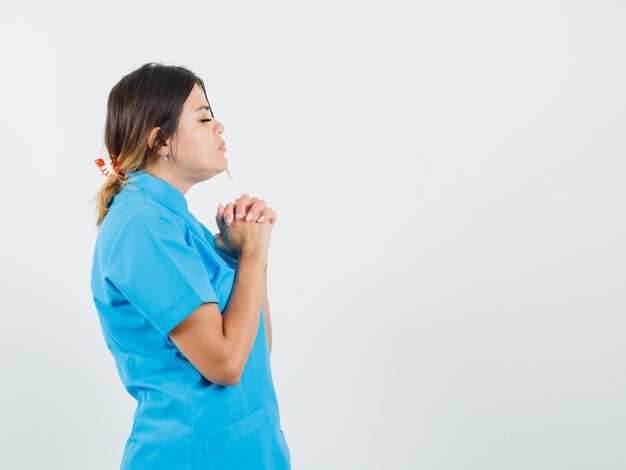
[240,365,251,415]
[203,410,269,453]
[96,319,141,436]
[151,287,198,326]
[165,338,195,467]
[97,312,128,352]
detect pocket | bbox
[203,405,273,469]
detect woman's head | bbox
[94,62,227,227]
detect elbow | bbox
[220,357,242,387]
[224,372,241,387]
[201,365,240,387]
[224,374,241,387]
[197,355,241,387]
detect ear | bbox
[146,126,162,151]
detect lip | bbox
[218,143,226,151]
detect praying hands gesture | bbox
[213,193,277,263]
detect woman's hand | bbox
[214,193,277,259]
[218,193,277,227]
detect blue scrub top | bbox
[91,170,291,469]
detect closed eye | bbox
[201,119,212,122]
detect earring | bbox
[162,152,169,161]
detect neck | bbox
[143,165,192,195]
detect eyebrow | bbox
[195,105,211,112]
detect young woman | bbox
[90,62,291,469]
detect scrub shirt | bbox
[90,170,291,470]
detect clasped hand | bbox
[213,193,277,259]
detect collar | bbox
[121,170,232,265]
[123,170,190,217]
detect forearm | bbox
[261,266,272,354]
[222,252,267,381]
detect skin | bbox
[145,83,277,353]
[217,195,277,354]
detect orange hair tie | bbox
[94,157,122,177]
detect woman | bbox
[90,62,291,469]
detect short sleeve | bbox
[104,210,219,336]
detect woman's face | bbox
[168,84,227,184]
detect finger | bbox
[233,195,257,217]
[216,202,226,231]
[256,208,269,223]
[213,233,225,252]
[257,208,276,224]
[242,196,257,205]
[269,209,277,224]
[241,197,258,219]
[244,199,266,221]
[223,202,236,225]
[235,193,251,220]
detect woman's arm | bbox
[169,251,267,386]
[215,195,274,355]
[262,266,272,355]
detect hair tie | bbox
[95,157,122,177]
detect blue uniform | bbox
[91,170,291,469]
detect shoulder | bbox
[103,207,188,263]
[106,189,187,233]
[113,208,190,249]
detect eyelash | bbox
[201,119,212,122]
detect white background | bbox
[1,1,624,468]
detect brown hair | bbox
[92,62,216,227]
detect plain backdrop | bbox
[1,1,624,469]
